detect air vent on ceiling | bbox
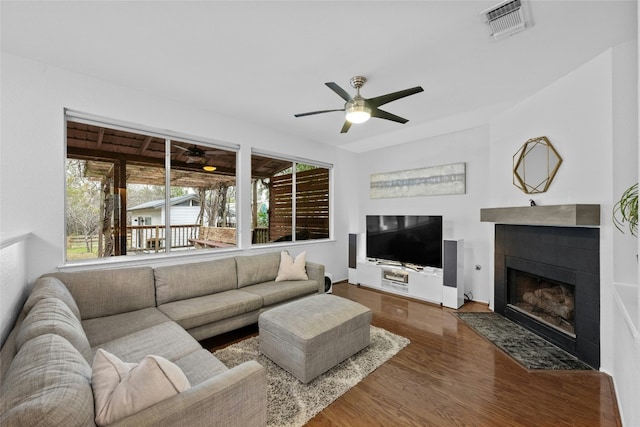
[481,0,529,40]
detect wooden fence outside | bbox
[269,168,329,241]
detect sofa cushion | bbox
[94,321,201,364]
[45,267,156,319]
[173,349,229,386]
[235,252,281,288]
[158,290,263,331]
[0,334,94,427]
[92,349,190,426]
[82,307,172,347]
[275,251,309,282]
[241,280,319,306]
[16,298,92,364]
[185,311,261,342]
[154,257,238,305]
[22,276,81,320]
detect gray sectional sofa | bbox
[0,251,325,427]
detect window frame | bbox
[250,149,333,246]
[64,109,239,264]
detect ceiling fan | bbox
[173,145,219,171]
[294,76,424,133]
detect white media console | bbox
[355,260,444,305]
[352,239,465,307]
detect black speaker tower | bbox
[348,233,357,269]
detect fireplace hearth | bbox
[494,224,600,369]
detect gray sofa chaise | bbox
[0,251,325,427]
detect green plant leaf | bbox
[613,182,638,237]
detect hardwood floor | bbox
[203,282,621,426]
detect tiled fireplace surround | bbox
[494,224,600,369]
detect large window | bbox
[251,152,331,245]
[65,113,237,262]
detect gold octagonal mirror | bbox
[513,136,562,194]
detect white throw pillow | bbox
[91,348,191,426]
[275,251,309,282]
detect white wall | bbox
[0,52,351,308]
[332,148,361,280]
[0,234,31,345]
[612,42,639,285]
[489,42,639,425]
[489,52,614,208]
[356,125,493,303]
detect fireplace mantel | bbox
[480,204,600,226]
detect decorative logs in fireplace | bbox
[512,270,576,336]
[523,285,574,321]
[522,285,575,334]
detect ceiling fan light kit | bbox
[295,75,424,133]
[345,98,371,124]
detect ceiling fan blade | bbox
[174,145,189,152]
[204,149,226,156]
[294,109,344,117]
[186,156,204,164]
[325,82,352,102]
[340,121,352,134]
[371,108,409,124]
[368,86,424,108]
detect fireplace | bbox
[494,224,600,369]
[508,269,575,337]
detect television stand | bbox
[355,260,443,305]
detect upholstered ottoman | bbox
[259,294,372,383]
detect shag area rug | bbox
[455,312,592,370]
[213,325,409,427]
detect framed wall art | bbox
[370,162,466,199]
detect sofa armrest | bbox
[305,262,325,293]
[109,361,266,427]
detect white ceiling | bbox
[1,1,636,152]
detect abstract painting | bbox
[370,162,466,199]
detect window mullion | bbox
[165,138,172,253]
[292,163,297,242]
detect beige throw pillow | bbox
[275,251,308,281]
[92,349,190,426]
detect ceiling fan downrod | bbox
[349,76,367,94]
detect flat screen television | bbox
[366,215,443,268]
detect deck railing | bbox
[125,225,270,252]
[127,224,199,253]
[252,227,269,244]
